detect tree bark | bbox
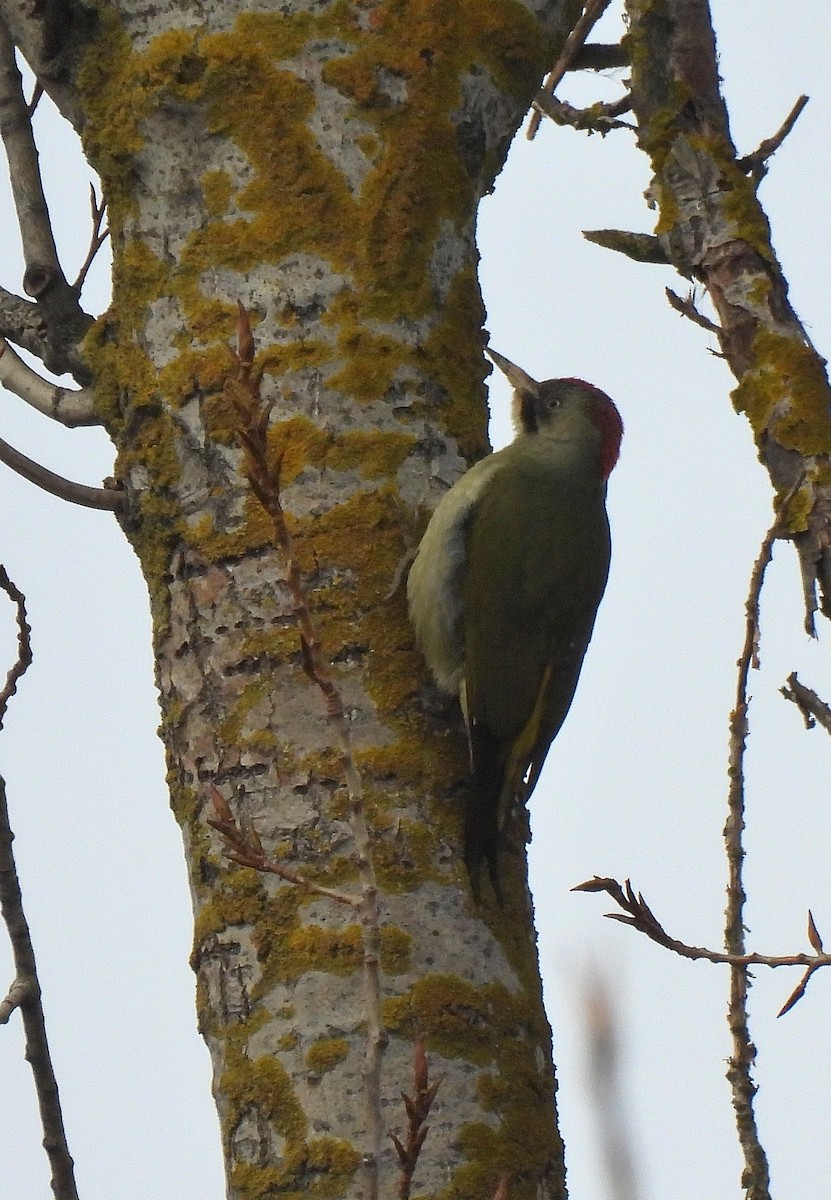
[57,2,581,1195]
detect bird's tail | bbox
[465,722,507,901]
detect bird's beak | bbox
[485,347,540,396]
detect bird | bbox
[407,347,623,896]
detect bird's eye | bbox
[545,394,560,412]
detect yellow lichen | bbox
[305,1037,350,1075]
[77,9,560,1192]
[732,329,831,456]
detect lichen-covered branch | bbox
[533,92,634,134]
[0,569,79,1200]
[623,0,831,635]
[527,0,613,138]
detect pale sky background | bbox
[1,4,830,1199]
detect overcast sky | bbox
[1,4,830,1199]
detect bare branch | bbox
[0,285,47,348]
[0,338,99,425]
[737,95,809,183]
[724,489,807,1195]
[780,671,831,735]
[580,486,806,1198]
[527,0,614,139]
[0,569,80,1200]
[574,877,831,979]
[0,433,123,509]
[665,288,722,337]
[0,17,62,280]
[583,228,667,264]
[0,564,31,727]
[533,93,634,135]
[26,76,42,117]
[206,785,359,908]
[0,15,94,380]
[72,183,109,296]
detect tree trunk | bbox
[67,2,579,1195]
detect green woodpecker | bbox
[407,348,622,895]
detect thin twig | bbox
[0,565,32,728]
[224,304,387,1200]
[527,0,613,139]
[724,498,793,1197]
[780,671,831,735]
[0,432,124,509]
[573,877,831,978]
[26,79,43,118]
[579,484,810,1200]
[737,95,809,183]
[72,184,110,296]
[0,572,80,1200]
[665,288,723,337]
[206,785,359,907]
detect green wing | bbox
[461,447,611,890]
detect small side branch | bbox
[0,434,124,510]
[72,184,109,297]
[737,95,809,183]
[527,0,614,140]
[0,564,31,727]
[583,228,668,264]
[573,878,831,1011]
[0,570,80,1200]
[780,672,831,735]
[207,785,359,908]
[0,287,53,361]
[533,93,634,135]
[0,338,100,427]
[665,288,723,338]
